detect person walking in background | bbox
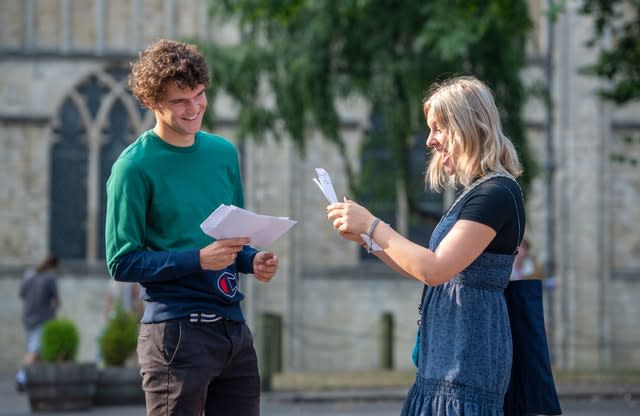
[510,238,536,281]
[105,39,279,416]
[327,75,525,414]
[16,255,60,392]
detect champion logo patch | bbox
[217,272,238,297]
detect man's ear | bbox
[141,99,156,111]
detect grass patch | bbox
[271,368,640,391]
[272,370,415,391]
[553,368,640,384]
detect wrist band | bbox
[367,218,381,254]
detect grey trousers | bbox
[137,318,260,416]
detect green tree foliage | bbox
[580,0,640,166]
[202,1,534,218]
[581,0,640,103]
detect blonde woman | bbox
[327,76,525,415]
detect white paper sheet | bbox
[313,168,382,252]
[313,168,338,203]
[200,204,297,249]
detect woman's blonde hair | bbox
[423,75,522,191]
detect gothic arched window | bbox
[50,68,154,262]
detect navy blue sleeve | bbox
[237,245,259,274]
[113,249,202,283]
[114,246,260,282]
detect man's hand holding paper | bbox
[200,204,297,249]
[199,237,249,271]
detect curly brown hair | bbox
[128,39,210,106]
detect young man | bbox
[105,39,279,416]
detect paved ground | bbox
[2,368,639,415]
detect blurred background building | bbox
[0,0,638,374]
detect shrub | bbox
[39,318,80,362]
[99,306,139,367]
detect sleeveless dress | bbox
[401,176,520,416]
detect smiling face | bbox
[425,105,455,176]
[423,76,522,191]
[150,81,208,147]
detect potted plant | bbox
[99,304,138,367]
[94,305,145,406]
[40,317,79,361]
[25,318,98,412]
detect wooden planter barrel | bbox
[25,362,98,412]
[94,366,145,406]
